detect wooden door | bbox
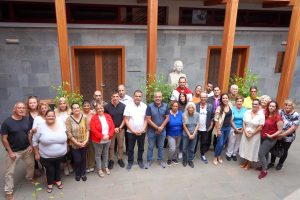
[72,47,124,102]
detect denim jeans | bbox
[215,126,231,157]
[167,135,181,160]
[147,130,166,161]
[182,133,197,162]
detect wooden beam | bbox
[263,0,294,8]
[55,0,71,91]
[137,0,147,3]
[276,0,300,107]
[146,0,158,83]
[204,0,227,6]
[218,0,239,92]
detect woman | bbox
[54,97,70,124]
[213,93,233,165]
[239,99,265,169]
[32,102,50,131]
[32,110,67,193]
[166,101,183,166]
[27,96,42,177]
[90,104,115,177]
[178,93,188,112]
[54,97,72,175]
[259,95,271,110]
[257,101,283,179]
[182,102,199,168]
[226,96,247,161]
[192,85,202,104]
[66,103,89,181]
[82,100,95,173]
[269,100,299,170]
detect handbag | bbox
[270,140,284,158]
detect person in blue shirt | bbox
[226,96,247,161]
[166,101,183,166]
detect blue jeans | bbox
[147,130,166,161]
[182,134,197,162]
[214,126,231,157]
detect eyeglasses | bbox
[252,103,259,106]
[95,95,102,97]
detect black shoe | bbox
[127,163,133,170]
[188,161,194,168]
[276,163,283,170]
[81,176,87,181]
[232,156,237,161]
[75,176,80,181]
[267,163,274,170]
[167,160,172,166]
[138,161,144,169]
[108,160,114,170]
[172,159,179,165]
[226,155,231,161]
[183,160,187,167]
[118,159,125,168]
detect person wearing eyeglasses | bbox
[239,99,265,170]
[243,86,259,109]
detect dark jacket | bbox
[196,103,214,130]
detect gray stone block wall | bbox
[0,27,299,123]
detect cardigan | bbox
[90,113,115,143]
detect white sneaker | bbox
[90,167,94,172]
[64,166,70,176]
[86,169,91,173]
[178,152,183,159]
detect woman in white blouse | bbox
[32,110,67,193]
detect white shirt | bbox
[120,95,133,106]
[99,115,109,144]
[32,116,45,129]
[198,106,207,131]
[123,101,147,133]
[57,111,69,124]
[207,91,214,97]
[170,90,193,102]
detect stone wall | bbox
[0,27,299,122]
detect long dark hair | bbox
[265,100,280,119]
[178,93,187,105]
[220,93,229,115]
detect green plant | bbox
[51,82,83,107]
[229,70,258,97]
[141,73,175,104]
[31,181,42,200]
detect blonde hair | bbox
[183,102,196,124]
[259,95,271,103]
[38,102,50,116]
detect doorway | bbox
[205,46,250,87]
[71,46,125,102]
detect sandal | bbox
[213,159,218,166]
[105,168,111,175]
[98,170,104,177]
[46,185,53,193]
[56,182,64,189]
[218,159,223,164]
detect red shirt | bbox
[261,114,282,139]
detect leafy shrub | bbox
[229,70,258,97]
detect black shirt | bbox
[222,108,232,128]
[104,102,126,127]
[1,116,31,152]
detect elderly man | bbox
[105,91,126,169]
[243,86,259,109]
[1,102,35,200]
[118,84,133,106]
[124,90,147,170]
[90,90,107,110]
[145,91,170,169]
[170,77,193,102]
[229,84,239,106]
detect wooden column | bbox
[276,0,300,106]
[218,0,239,92]
[146,0,158,82]
[55,0,71,91]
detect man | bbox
[194,92,214,163]
[123,90,147,170]
[145,91,170,169]
[170,77,193,102]
[207,86,221,150]
[90,90,107,110]
[118,84,133,106]
[229,84,239,106]
[206,82,214,97]
[243,86,259,109]
[105,91,126,169]
[1,102,35,200]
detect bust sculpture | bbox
[168,60,187,86]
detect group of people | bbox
[1,79,299,200]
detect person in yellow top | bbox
[243,86,259,109]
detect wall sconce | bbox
[5,39,20,44]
